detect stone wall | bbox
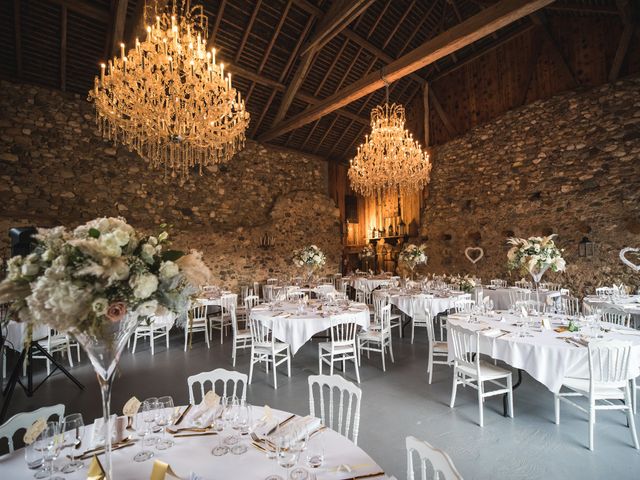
[422,75,640,295]
[0,81,341,289]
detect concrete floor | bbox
[3,328,640,479]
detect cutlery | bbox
[80,437,133,456]
[349,472,386,479]
[167,426,213,434]
[174,404,192,426]
[76,441,135,460]
[251,442,268,453]
[173,431,218,438]
[308,426,327,439]
[563,338,580,348]
[266,414,295,436]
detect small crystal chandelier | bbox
[348,81,431,197]
[88,0,249,182]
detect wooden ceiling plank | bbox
[327,119,355,157]
[301,119,322,148]
[314,41,349,96]
[249,89,277,138]
[382,0,416,50]
[258,0,291,73]
[429,86,456,137]
[46,0,110,22]
[398,0,441,53]
[259,0,553,142]
[235,0,261,63]
[341,124,368,159]
[272,50,316,125]
[367,0,393,39]
[530,11,578,86]
[517,26,543,107]
[13,0,22,79]
[60,6,67,91]
[423,83,429,147]
[545,3,620,16]
[109,0,129,58]
[609,0,634,82]
[207,0,228,49]
[313,115,340,154]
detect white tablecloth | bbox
[250,301,370,354]
[477,287,556,311]
[0,406,384,479]
[4,321,50,351]
[447,312,640,393]
[346,276,393,294]
[386,291,467,319]
[583,295,640,315]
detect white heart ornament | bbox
[619,247,640,272]
[465,247,484,264]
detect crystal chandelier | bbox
[348,86,431,197]
[88,0,249,182]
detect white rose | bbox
[21,261,39,277]
[158,231,168,242]
[92,297,109,315]
[100,234,122,257]
[136,299,158,317]
[159,261,179,280]
[109,258,130,282]
[112,228,130,246]
[140,243,156,264]
[148,236,158,246]
[130,273,158,299]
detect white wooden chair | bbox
[372,290,402,337]
[229,303,251,367]
[453,299,475,314]
[308,374,362,445]
[209,293,237,344]
[30,330,75,376]
[318,319,360,383]
[406,436,463,480]
[554,339,638,451]
[253,281,261,302]
[0,404,65,453]
[490,279,506,288]
[187,368,247,404]
[184,303,209,351]
[131,314,174,355]
[266,278,279,285]
[357,304,394,372]
[508,288,531,309]
[248,317,291,389]
[559,295,581,316]
[596,287,615,297]
[515,280,533,289]
[410,296,432,344]
[600,308,630,328]
[426,303,450,385]
[286,289,305,301]
[449,324,514,427]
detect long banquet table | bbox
[447,312,640,393]
[250,301,370,354]
[383,289,468,320]
[0,406,386,479]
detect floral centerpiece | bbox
[358,244,375,259]
[0,217,210,478]
[459,275,476,294]
[398,243,428,279]
[292,245,326,283]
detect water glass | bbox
[60,413,84,473]
[305,438,324,469]
[156,396,175,450]
[133,398,157,462]
[35,422,63,480]
[277,434,300,478]
[24,440,44,470]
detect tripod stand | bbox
[1,329,84,423]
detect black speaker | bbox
[9,227,38,257]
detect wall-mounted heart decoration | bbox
[619,247,640,272]
[465,247,484,264]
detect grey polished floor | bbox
[3,328,640,479]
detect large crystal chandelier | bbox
[348,85,431,197]
[88,0,249,182]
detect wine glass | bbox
[155,396,176,450]
[37,422,63,480]
[305,436,324,470]
[289,427,309,480]
[277,433,300,480]
[133,399,157,462]
[60,413,84,473]
[222,396,240,446]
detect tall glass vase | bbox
[73,314,140,479]
[528,264,550,313]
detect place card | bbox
[122,396,141,417]
[23,418,46,445]
[541,318,552,330]
[86,455,106,480]
[151,460,181,480]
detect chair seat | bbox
[359,331,384,342]
[236,329,251,338]
[319,342,356,354]
[562,377,626,399]
[253,342,289,354]
[457,360,510,381]
[433,341,448,353]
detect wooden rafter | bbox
[609,0,634,82]
[207,0,227,49]
[60,6,67,91]
[530,11,578,86]
[13,0,21,79]
[314,41,349,96]
[259,0,553,143]
[429,86,456,137]
[367,0,392,39]
[398,0,441,54]
[312,115,339,154]
[382,0,416,50]
[108,0,129,58]
[46,0,110,22]
[545,3,620,16]
[517,26,543,107]
[235,0,261,63]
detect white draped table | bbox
[345,276,393,294]
[476,287,556,311]
[385,290,468,320]
[250,301,370,354]
[583,295,640,317]
[0,407,386,479]
[447,312,640,393]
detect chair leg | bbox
[354,351,361,384]
[66,343,74,367]
[626,386,639,449]
[633,378,638,415]
[428,353,433,385]
[166,327,170,349]
[388,337,395,363]
[318,346,322,375]
[589,399,596,451]
[507,375,514,418]
[248,350,254,384]
[381,344,386,372]
[330,353,334,376]
[132,333,139,353]
[554,393,560,425]
[450,372,458,408]
[272,356,278,390]
[411,319,415,345]
[184,330,188,352]
[287,350,291,377]
[232,340,237,367]
[478,382,484,428]
[150,330,155,356]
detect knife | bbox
[175,404,192,426]
[350,472,386,479]
[266,414,296,436]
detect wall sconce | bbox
[259,233,275,249]
[579,236,594,257]
[398,218,407,236]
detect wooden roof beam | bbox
[13,0,22,79]
[235,0,262,63]
[46,0,110,22]
[108,0,129,59]
[609,0,634,82]
[259,0,554,143]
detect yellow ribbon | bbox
[150,460,181,480]
[87,455,106,480]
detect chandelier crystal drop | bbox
[88,0,250,183]
[348,102,431,197]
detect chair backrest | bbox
[244,295,260,312]
[308,374,362,445]
[263,284,274,302]
[596,287,614,296]
[240,285,251,304]
[249,317,273,347]
[588,340,632,387]
[187,368,247,404]
[600,308,630,328]
[515,280,532,289]
[378,304,392,333]
[227,303,240,333]
[267,278,279,285]
[0,404,65,453]
[508,288,530,308]
[453,299,475,314]
[287,290,305,301]
[330,319,358,347]
[449,325,479,372]
[190,303,208,323]
[406,436,463,480]
[221,294,238,313]
[559,296,580,316]
[372,290,389,317]
[253,281,261,300]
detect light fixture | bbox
[579,237,594,257]
[348,79,431,197]
[88,0,249,183]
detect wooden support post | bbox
[609,0,634,82]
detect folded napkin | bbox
[481,328,503,337]
[23,418,46,445]
[271,415,321,442]
[183,392,220,427]
[90,415,126,449]
[122,396,141,417]
[150,460,182,480]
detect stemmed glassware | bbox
[289,427,309,480]
[155,396,177,450]
[60,413,84,473]
[133,398,157,462]
[35,422,63,480]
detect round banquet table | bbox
[447,312,640,393]
[384,289,468,320]
[583,295,640,327]
[345,276,393,295]
[476,287,556,311]
[250,301,370,354]
[0,407,386,480]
